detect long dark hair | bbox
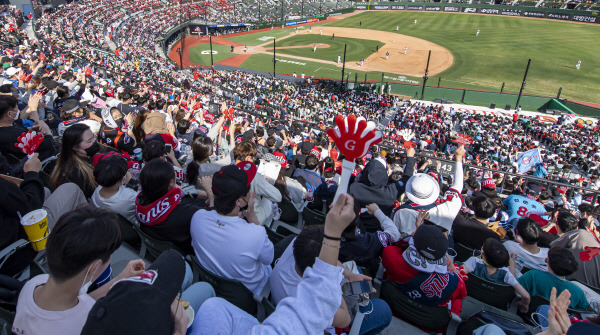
[274,168,290,202]
[132,109,150,143]
[185,135,214,185]
[50,123,97,190]
[139,159,175,204]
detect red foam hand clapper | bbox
[224,107,235,121]
[455,134,473,146]
[84,66,93,76]
[15,131,44,157]
[579,246,600,262]
[326,114,382,162]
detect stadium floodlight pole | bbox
[340,44,347,91]
[273,39,276,79]
[259,0,261,25]
[420,50,431,100]
[302,0,304,19]
[210,35,214,67]
[281,0,284,22]
[515,58,531,110]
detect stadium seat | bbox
[265,225,286,245]
[453,243,475,263]
[457,304,532,335]
[271,201,304,235]
[521,295,593,325]
[116,214,142,252]
[0,307,14,334]
[380,280,460,334]
[302,207,326,227]
[575,280,600,294]
[186,255,273,321]
[465,273,518,311]
[131,223,183,262]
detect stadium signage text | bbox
[444,6,460,12]
[523,11,545,18]
[390,5,405,10]
[572,15,597,23]
[480,8,500,14]
[501,9,522,16]
[356,5,367,10]
[426,6,441,11]
[373,5,389,10]
[274,58,306,66]
[462,7,477,13]
[407,5,424,10]
[547,12,570,20]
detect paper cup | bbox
[185,306,195,334]
[20,209,50,251]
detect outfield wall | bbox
[353,2,599,24]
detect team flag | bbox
[516,148,542,173]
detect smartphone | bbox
[341,280,373,296]
[165,144,172,153]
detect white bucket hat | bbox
[405,173,440,206]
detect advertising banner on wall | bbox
[407,5,424,10]
[523,11,545,18]
[444,6,460,12]
[391,5,405,10]
[548,12,571,20]
[425,6,441,11]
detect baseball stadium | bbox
[2,0,600,334]
[166,1,600,114]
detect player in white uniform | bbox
[414,19,417,25]
[404,47,407,55]
[476,29,480,37]
[337,55,341,65]
[576,60,581,70]
[313,44,317,52]
[386,51,389,60]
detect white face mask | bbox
[79,262,98,296]
[12,108,19,120]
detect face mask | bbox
[79,263,97,296]
[115,118,123,129]
[12,109,19,120]
[84,141,100,156]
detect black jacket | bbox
[0,172,44,275]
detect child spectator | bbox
[461,238,530,312]
[91,155,138,224]
[517,247,589,310]
[504,217,549,274]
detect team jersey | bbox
[503,194,549,223]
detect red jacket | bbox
[382,245,467,316]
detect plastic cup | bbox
[133,148,142,161]
[185,306,195,335]
[20,209,50,251]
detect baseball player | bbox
[414,19,417,25]
[476,29,480,37]
[404,47,407,55]
[396,25,399,31]
[576,60,581,70]
[337,55,341,65]
[313,44,317,52]
[386,51,389,61]
[360,58,364,67]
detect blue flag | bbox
[517,148,542,173]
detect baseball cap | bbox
[482,178,496,190]
[526,183,542,197]
[405,173,440,206]
[413,224,449,261]
[62,99,88,114]
[212,161,257,199]
[5,67,18,77]
[81,250,186,335]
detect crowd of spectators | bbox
[1,2,600,335]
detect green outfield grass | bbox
[266,34,381,62]
[188,44,235,66]
[323,11,600,102]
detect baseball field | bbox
[172,10,600,103]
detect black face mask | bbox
[115,118,124,129]
[84,141,100,156]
